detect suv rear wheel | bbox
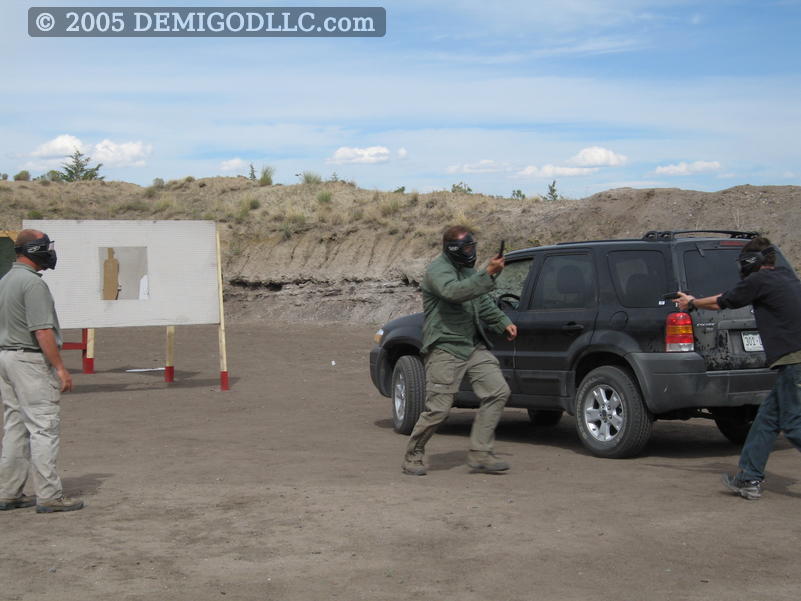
[391,355,426,434]
[575,366,652,458]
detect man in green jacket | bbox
[402,225,517,476]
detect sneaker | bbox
[401,457,427,476]
[721,473,762,500]
[467,452,510,474]
[35,496,84,513]
[0,495,36,510]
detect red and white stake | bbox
[165,325,175,382]
[216,229,230,391]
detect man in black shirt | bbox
[677,236,801,500]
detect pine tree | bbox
[59,150,104,182]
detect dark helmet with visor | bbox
[737,245,775,279]
[16,234,58,270]
[444,232,477,268]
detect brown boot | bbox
[0,495,36,510]
[36,496,84,513]
[402,451,427,476]
[467,451,510,473]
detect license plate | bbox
[741,331,764,352]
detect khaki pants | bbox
[405,346,510,459]
[0,350,62,502]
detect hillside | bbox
[2,178,799,324]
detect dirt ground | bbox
[1,321,800,601]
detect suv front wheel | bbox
[575,366,653,458]
[391,355,426,434]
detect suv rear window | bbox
[683,248,745,298]
[608,250,668,307]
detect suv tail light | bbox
[666,313,694,352]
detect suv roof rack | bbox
[556,237,643,246]
[642,230,759,241]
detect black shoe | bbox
[721,473,762,500]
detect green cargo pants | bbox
[405,346,510,460]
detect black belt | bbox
[0,348,42,353]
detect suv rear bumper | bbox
[627,352,776,414]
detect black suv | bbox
[369,230,794,458]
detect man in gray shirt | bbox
[0,229,83,513]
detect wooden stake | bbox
[84,328,95,374]
[216,229,230,390]
[165,325,175,382]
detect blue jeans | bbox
[739,362,801,481]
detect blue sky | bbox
[2,0,800,197]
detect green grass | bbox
[302,171,322,185]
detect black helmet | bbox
[737,245,774,279]
[444,232,477,268]
[16,234,57,270]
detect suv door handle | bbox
[561,322,584,332]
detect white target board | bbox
[23,220,221,329]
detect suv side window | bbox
[490,257,533,309]
[608,250,667,307]
[529,253,594,310]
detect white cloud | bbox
[31,134,85,158]
[327,146,391,164]
[653,160,721,176]
[569,146,627,167]
[220,158,248,172]
[93,139,152,167]
[447,159,508,174]
[517,164,598,178]
[397,147,408,159]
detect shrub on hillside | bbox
[13,170,31,181]
[259,166,275,186]
[302,171,322,185]
[546,180,561,201]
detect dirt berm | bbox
[222,184,801,324]
[2,179,799,324]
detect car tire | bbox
[575,366,652,458]
[711,405,758,445]
[527,409,563,428]
[391,355,426,434]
